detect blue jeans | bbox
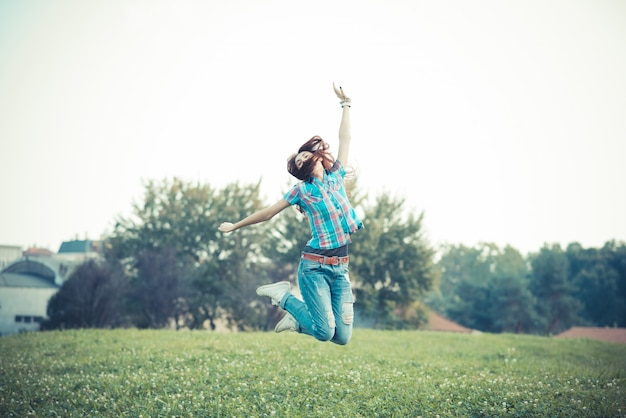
[281,257,355,345]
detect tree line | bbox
[43,178,626,334]
[427,241,626,334]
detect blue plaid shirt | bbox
[284,161,363,249]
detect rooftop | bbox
[0,271,59,289]
[425,311,474,333]
[555,327,626,344]
[58,240,100,254]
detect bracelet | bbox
[340,98,351,108]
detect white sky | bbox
[1,0,625,256]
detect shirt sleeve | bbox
[330,160,346,179]
[283,183,301,205]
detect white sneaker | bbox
[256,281,291,307]
[275,313,297,333]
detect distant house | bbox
[0,245,22,270]
[22,247,54,258]
[0,240,101,336]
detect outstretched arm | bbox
[218,199,291,233]
[333,83,352,167]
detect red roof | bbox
[23,248,54,257]
[555,327,626,344]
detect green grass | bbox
[1,329,624,417]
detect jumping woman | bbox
[218,84,363,345]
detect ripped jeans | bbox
[280,257,355,345]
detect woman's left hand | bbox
[333,82,351,107]
[333,82,347,100]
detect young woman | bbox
[218,84,363,345]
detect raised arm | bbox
[218,199,291,233]
[333,83,352,167]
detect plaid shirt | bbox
[284,161,363,249]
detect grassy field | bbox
[1,329,624,417]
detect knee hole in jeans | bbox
[327,310,336,329]
[342,302,354,325]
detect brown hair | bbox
[287,136,335,181]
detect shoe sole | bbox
[256,281,291,296]
[275,315,296,333]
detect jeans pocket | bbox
[301,259,321,274]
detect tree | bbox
[350,193,437,329]
[110,178,217,328]
[487,245,539,333]
[567,241,626,327]
[128,247,191,329]
[191,181,274,331]
[43,259,127,330]
[109,178,274,330]
[109,178,221,263]
[530,244,583,334]
[429,244,494,331]
[607,241,626,326]
[429,243,539,333]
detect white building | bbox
[0,245,22,270]
[0,240,100,336]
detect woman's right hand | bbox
[218,222,235,233]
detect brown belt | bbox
[302,252,349,265]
